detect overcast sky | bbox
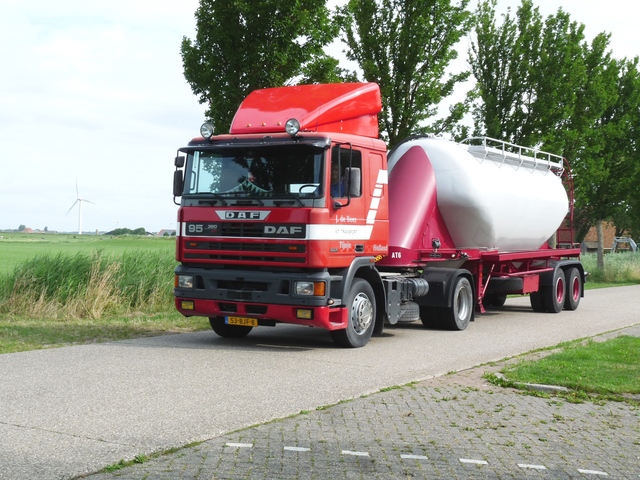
[1,1,636,233]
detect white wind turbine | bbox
[66,180,95,235]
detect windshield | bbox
[183,144,324,199]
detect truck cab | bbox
[173,83,401,347]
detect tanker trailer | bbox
[378,135,584,330]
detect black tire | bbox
[542,268,566,314]
[530,291,546,312]
[209,317,253,338]
[331,278,376,348]
[441,277,473,330]
[484,293,507,308]
[419,306,441,328]
[564,267,582,311]
[487,277,523,294]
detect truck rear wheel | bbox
[542,268,565,313]
[563,267,581,311]
[209,317,253,338]
[331,278,375,348]
[441,277,473,330]
[419,306,440,328]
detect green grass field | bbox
[0,232,175,276]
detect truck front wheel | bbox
[209,317,253,338]
[331,278,376,348]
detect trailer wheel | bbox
[209,317,253,338]
[331,278,375,348]
[542,268,566,313]
[530,291,545,312]
[563,267,581,311]
[441,277,473,330]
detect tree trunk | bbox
[596,219,605,271]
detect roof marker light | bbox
[285,118,300,136]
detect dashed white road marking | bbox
[401,454,429,460]
[458,458,489,465]
[460,458,488,465]
[225,443,253,448]
[284,446,311,452]
[577,469,609,476]
[341,450,370,457]
[519,463,547,470]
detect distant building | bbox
[156,229,176,237]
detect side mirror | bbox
[175,155,185,168]
[173,170,184,197]
[345,167,361,197]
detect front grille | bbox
[183,239,306,264]
[219,223,264,237]
[183,252,306,263]
[187,242,305,253]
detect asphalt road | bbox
[0,285,638,479]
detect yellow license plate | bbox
[226,316,258,327]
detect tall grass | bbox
[0,250,176,320]
[580,252,640,284]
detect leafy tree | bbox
[468,0,639,270]
[181,0,346,134]
[336,0,472,147]
[18,225,25,231]
[469,0,587,148]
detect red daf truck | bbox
[172,83,585,348]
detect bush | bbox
[580,252,640,284]
[0,250,175,320]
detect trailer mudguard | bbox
[416,268,475,308]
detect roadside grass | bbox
[489,336,640,403]
[0,312,207,354]
[0,234,210,354]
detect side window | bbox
[331,146,362,198]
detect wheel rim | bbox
[454,281,472,324]
[555,277,565,304]
[571,276,580,301]
[351,292,373,335]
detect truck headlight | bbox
[178,275,194,289]
[295,281,326,296]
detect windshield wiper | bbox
[274,193,304,207]
[233,195,265,206]
[197,193,228,206]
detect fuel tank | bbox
[387,137,569,252]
